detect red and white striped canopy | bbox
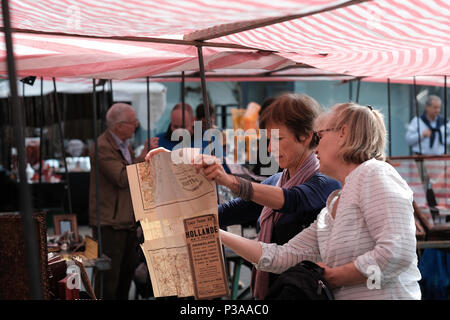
[5,0,352,39]
[0,0,449,79]
[208,0,450,77]
[0,32,293,79]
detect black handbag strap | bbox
[300,260,335,300]
[300,260,324,275]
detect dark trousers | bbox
[93,226,137,300]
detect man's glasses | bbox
[313,128,335,145]
[120,119,139,127]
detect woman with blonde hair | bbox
[219,103,421,299]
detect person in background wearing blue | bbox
[406,95,450,155]
[154,102,195,150]
[149,93,341,299]
[406,94,450,299]
[154,102,225,156]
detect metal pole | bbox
[356,79,361,103]
[197,45,220,207]
[146,76,151,150]
[39,77,43,184]
[181,71,186,129]
[348,81,353,102]
[413,76,427,202]
[387,78,392,157]
[52,78,73,214]
[444,76,448,209]
[196,46,211,130]
[413,76,422,155]
[444,76,447,154]
[92,79,103,299]
[1,0,43,299]
[107,80,113,133]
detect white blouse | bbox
[256,159,422,300]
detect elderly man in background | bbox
[406,95,450,300]
[406,95,450,156]
[89,102,151,300]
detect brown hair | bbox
[260,93,322,149]
[326,103,386,163]
[195,103,215,119]
[172,102,194,119]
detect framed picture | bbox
[53,214,79,242]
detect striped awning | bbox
[207,0,450,77]
[0,32,294,79]
[5,0,355,39]
[0,0,449,79]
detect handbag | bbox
[265,260,335,300]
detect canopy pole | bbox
[108,80,113,133]
[92,78,103,299]
[348,81,353,102]
[444,76,447,154]
[356,79,361,103]
[387,78,392,157]
[146,77,151,150]
[181,71,186,129]
[197,44,220,206]
[413,76,428,200]
[413,76,422,155]
[52,78,72,214]
[101,81,107,135]
[1,0,43,299]
[444,76,448,199]
[39,77,44,184]
[196,46,211,131]
[109,79,113,97]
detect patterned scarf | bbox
[251,152,320,300]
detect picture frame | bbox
[53,214,79,242]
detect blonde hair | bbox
[325,103,386,164]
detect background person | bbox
[406,94,450,299]
[219,103,421,300]
[154,102,194,150]
[406,95,450,155]
[89,102,149,300]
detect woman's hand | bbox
[193,154,235,188]
[316,261,366,289]
[316,262,338,289]
[149,137,160,150]
[145,147,170,162]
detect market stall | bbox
[1,0,449,300]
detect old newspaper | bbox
[127,149,229,299]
